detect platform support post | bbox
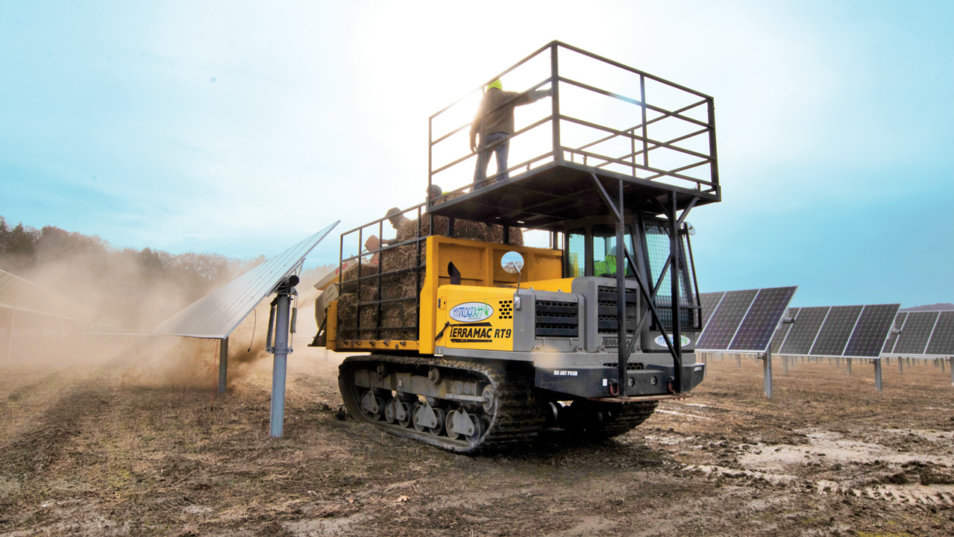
[763,350,773,399]
[874,359,883,392]
[269,276,299,439]
[217,337,229,395]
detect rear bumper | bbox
[535,362,705,399]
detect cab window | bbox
[592,225,633,278]
[566,230,585,277]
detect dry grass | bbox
[1,340,952,536]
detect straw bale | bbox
[396,215,523,246]
[339,262,379,284]
[336,291,417,341]
[336,292,375,340]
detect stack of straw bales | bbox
[336,213,524,342]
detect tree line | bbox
[0,216,258,329]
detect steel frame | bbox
[589,172,698,394]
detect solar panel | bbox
[700,292,724,332]
[154,222,339,338]
[779,307,829,355]
[770,307,798,354]
[729,286,798,351]
[882,312,906,354]
[892,311,939,355]
[925,311,954,356]
[843,304,901,357]
[696,289,758,350]
[809,305,863,356]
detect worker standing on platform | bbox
[470,79,550,187]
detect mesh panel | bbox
[645,223,696,330]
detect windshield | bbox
[592,226,634,278]
[565,226,635,278]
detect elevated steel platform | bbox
[427,41,720,231]
[429,160,719,231]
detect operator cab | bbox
[561,214,701,333]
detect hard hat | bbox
[386,207,402,219]
[486,79,502,91]
[427,184,443,198]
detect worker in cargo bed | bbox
[470,79,550,186]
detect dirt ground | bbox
[2,335,953,536]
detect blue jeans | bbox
[473,132,510,186]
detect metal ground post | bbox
[269,277,297,439]
[6,307,14,362]
[218,337,229,395]
[874,359,883,392]
[763,350,773,399]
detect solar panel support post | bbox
[268,276,299,439]
[874,358,883,392]
[763,349,773,399]
[949,357,953,386]
[5,307,12,362]
[846,358,852,375]
[217,337,229,395]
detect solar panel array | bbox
[772,303,901,358]
[843,304,900,357]
[882,310,954,357]
[154,222,338,338]
[881,312,905,354]
[699,291,724,332]
[697,286,797,352]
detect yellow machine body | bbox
[328,235,563,354]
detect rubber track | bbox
[339,355,545,454]
[591,401,658,438]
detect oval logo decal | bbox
[449,302,494,323]
[655,334,692,347]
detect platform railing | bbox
[428,41,719,199]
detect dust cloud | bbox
[1,240,338,392]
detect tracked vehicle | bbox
[314,42,720,452]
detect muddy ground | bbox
[1,336,953,536]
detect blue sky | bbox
[1,1,951,308]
